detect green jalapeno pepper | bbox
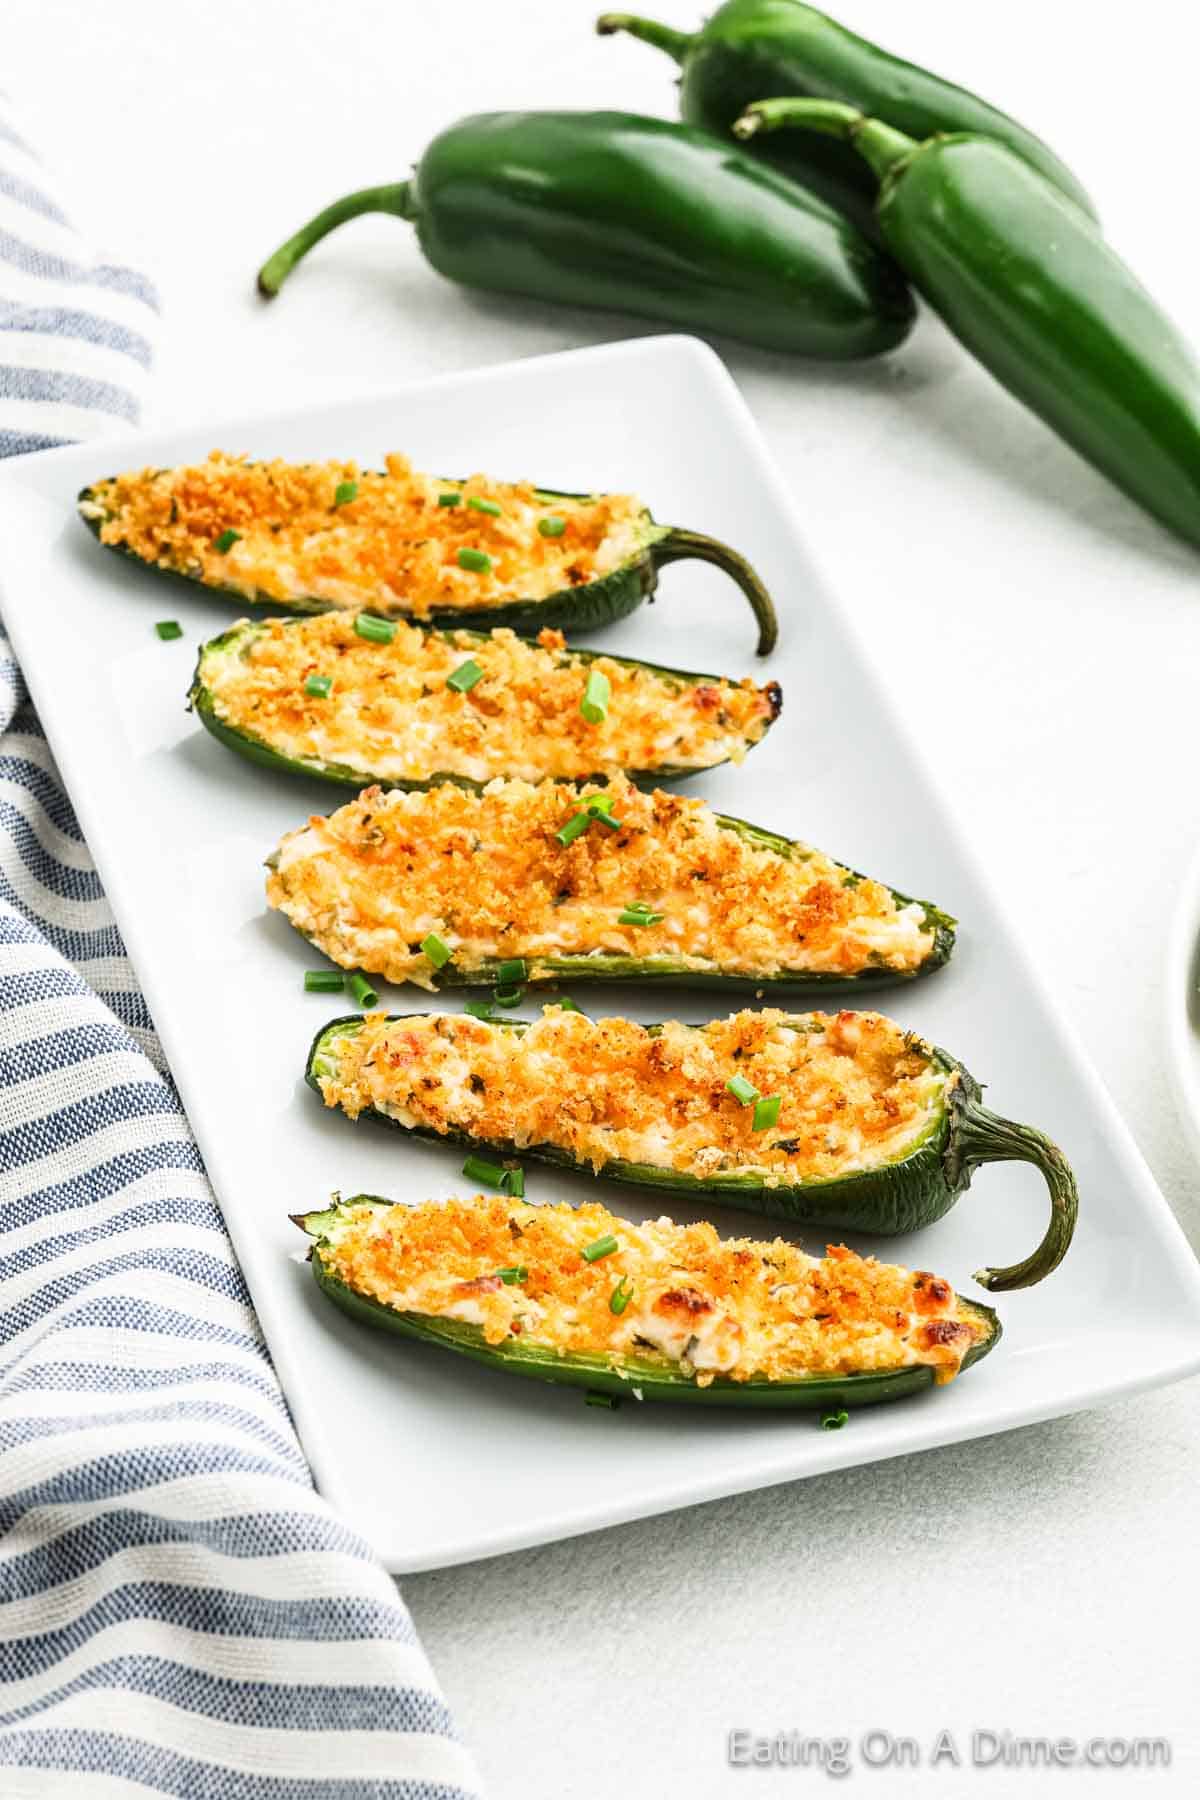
[735,99,1200,550]
[597,2,1094,236]
[257,109,914,360]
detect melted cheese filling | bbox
[268,776,937,986]
[315,1007,950,1184]
[203,617,776,785]
[83,451,647,617]
[319,1195,987,1386]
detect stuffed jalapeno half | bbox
[294,1192,1001,1406]
[306,1007,1078,1291]
[269,776,954,993]
[78,452,778,654]
[192,616,781,791]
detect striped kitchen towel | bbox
[0,92,482,1799]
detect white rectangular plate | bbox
[3,335,1199,1573]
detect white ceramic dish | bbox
[3,335,1199,1573]
[1165,839,1200,1159]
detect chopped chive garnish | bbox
[556,809,592,847]
[610,1275,633,1315]
[437,492,462,507]
[154,620,183,641]
[421,932,452,969]
[457,547,492,573]
[495,959,527,984]
[752,1094,782,1132]
[304,969,345,993]
[587,792,614,813]
[585,1390,620,1409]
[496,1265,528,1286]
[582,1233,619,1264]
[464,1000,501,1021]
[447,658,484,692]
[502,1166,525,1199]
[726,1073,760,1107]
[467,495,502,517]
[354,612,395,644]
[493,984,524,1008]
[213,528,241,553]
[552,996,583,1014]
[590,808,622,831]
[580,669,611,724]
[618,903,664,927]
[348,971,378,1008]
[463,1154,508,1192]
[820,1409,849,1431]
[305,674,332,698]
[538,515,567,538]
[334,480,358,507]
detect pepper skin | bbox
[597,2,1095,238]
[257,110,914,360]
[736,100,1200,550]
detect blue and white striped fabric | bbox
[0,94,482,1798]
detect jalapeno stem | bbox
[945,1090,1079,1292]
[257,183,417,298]
[733,100,919,186]
[594,12,694,60]
[653,528,779,656]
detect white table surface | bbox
[9,1,1198,1792]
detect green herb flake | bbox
[467,496,502,517]
[354,612,396,644]
[437,492,462,507]
[726,1073,760,1107]
[820,1409,849,1431]
[493,984,524,1008]
[334,480,359,508]
[421,932,452,969]
[464,1001,501,1021]
[496,1265,528,1286]
[552,996,583,1014]
[501,1166,525,1199]
[304,674,332,699]
[538,515,567,538]
[495,959,527,984]
[582,1233,619,1264]
[154,620,183,641]
[213,528,241,553]
[457,547,492,574]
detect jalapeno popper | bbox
[78,452,778,653]
[268,777,953,993]
[295,1193,1001,1406]
[192,617,781,790]
[307,1008,1078,1290]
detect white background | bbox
[7,1,1198,1793]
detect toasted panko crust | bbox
[319,1194,987,1385]
[203,617,777,785]
[315,1006,950,1183]
[83,451,648,617]
[269,777,936,986]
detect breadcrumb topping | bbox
[317,1194,987,1385]
[202,617,777,785]
[314,1006,951,1183]
[83,451,648,617]
[270,777,936,986]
